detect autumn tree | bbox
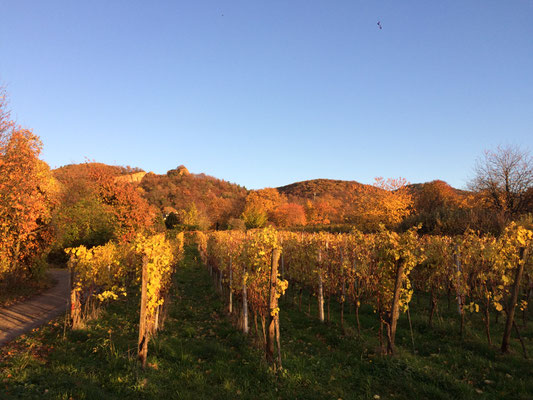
[0,97,58,279]
[304,196,341,225]
[51,196,116,253]
[51,162,156,256]
[270,203,307,227]
[242,188,286,228]
[51,164,118,257]
[242,206,268,229]
[469,145,533,224]
[86,163,156,242]
[164,203,210,231]
[348,177,413,231]
[415,180,461,212]
[402,180,469,234]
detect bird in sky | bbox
[377,21,382,30]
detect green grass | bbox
[1,247,532,399]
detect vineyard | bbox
[202,225,533,361]
[1,226,533,398]
[59,223,533,363]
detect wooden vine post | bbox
[386,258,405,355]
[454,247,465,337]
[159,290,171,331]
[354,259,361,335]
[228,257,233,314]
[218,267,223,294]
[138,255,149,368]
[340,250,345,331]
[69,266,81,330]
[242,264,249,334]
[318,248,325,323]
[501,247,527,354]
[280,252,285,281]
[266,248,281,367]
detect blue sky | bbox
[1,1,532,189]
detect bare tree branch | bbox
[469,145,533,221]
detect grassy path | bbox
[1,248,532,399]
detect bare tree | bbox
[469,145,533,221]
[0,86,14,135]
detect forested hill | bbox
[140,166,247,229]
[53,162,475,232]
[277,178,368,200]
[53,162,143,183]
[278,178,469,201]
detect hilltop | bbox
[277,178,368,200]
[53,162,143,183]
[140,166,247,229]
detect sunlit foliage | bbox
[0,93,59,279]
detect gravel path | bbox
[0,269,70,346]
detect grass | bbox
[1,247,532,399]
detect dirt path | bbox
[0,269,70,346]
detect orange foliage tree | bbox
[270,203,307,227]
[51,165,116,254]
[304,196,341,225]
[51,162,157,256]
[406,180,470,234]
[415,180,461,214]
[348,177,413,230]
[87,164,156,242]
[242,188,286,228]
[0,95,58,278]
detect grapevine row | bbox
[201,224,532,357]
[66,232,184,367]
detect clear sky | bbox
[1,1,532,189]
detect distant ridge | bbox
[52,162,469,229]
[53,163,143,183]
[54,163,466,198]
[277,178,369,200]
